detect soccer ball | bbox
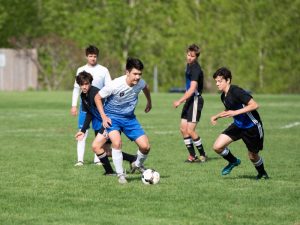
[141,169,160,185]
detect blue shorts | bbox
[106,115,145,141]
[78,103,102,131]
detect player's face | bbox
[186,51,197,64]
[80,81,91,93]
[214,76,230,92]
[86,54,97,66]
[126,68,142,86]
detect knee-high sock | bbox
[122,152,136,163]
[184,137,196,157]
[253,157,266,174]
[193,137,206,156]
[77,130,88,162]
[219,147,237,163]
[112,148,124,175]
[134,150,148,167]
[97,152,114,174]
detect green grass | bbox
[0,92,299,225]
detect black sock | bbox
[97,152,114,174]
[184,137,196,157]
[219,148,237,163]
[193,137,206,156]
[253,157,267,174]
[122,152,136,163]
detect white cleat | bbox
[74,161,84,167]
[118,174,128,184]
[94,162,103,166]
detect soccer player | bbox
[71,45,111,166]
[94,57,152,184]
[210,67,269,179]
[74,71,137,175]
[173,44,207,163]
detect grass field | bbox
[0,92,299,225]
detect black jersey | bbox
[221,85,262,129]
[185,61,204,95]
[80,86,102,132]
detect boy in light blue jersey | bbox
[94,57,152,184]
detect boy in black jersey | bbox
[74,71,136,175]
[173,44,207,163]
[210,67,269,179]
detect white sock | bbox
[135,149,147,167]
[93,154,100,163]
[112,148,123,175]
[77,130,88,162]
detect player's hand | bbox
[102,115,112,128]
[145,102,152,113]
[71,106,77,116]
[173,100,181,108]
[210,116,218,125]
[75,131,85,141]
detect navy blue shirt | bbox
[221,85,262,129]
[80,86,102,132]
[185,61,204,95]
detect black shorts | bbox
[222,123,264,153]
[181,95,204,122]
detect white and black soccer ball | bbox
[141,169,160,185]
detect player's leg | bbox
[180,119,197,162]
[243,125,268,179]
[92,133,114,175]
[186,121,207,162]
[213,132,241,175]
[92,120,101,165]
[75,108,88,166]
[189,95,206,161]
[108,130,127,184]
[131,134,150,173]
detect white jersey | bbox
[99,75,146,117]
[72,64,111,106]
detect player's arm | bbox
[173,81,198,108]
[71,75,80,116]
[142,84,152,113]
[94,94,112,128]
[220,98,259,118]
[75,111,92,141]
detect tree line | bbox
[0,0,299,93]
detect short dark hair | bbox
[85,45,99,56]
[126,57,144,72]
[213,67,232,82]
[187,44,200,57]
[76,71,93,85]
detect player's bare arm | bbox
[94,94,112,128]
[173,81,198,108]
[142,85,152,113]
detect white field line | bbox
[280,122,300,129]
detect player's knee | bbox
[111,140,122,149]
[139,144,150,154]
[213,143,223,153]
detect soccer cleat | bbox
[118,174,128,184]
[94,162,103,166]
[185,155,201,163]
[256,172,269,180]
[130,162,146,174]
[221,159,241,175]
[74,161,84,167]
[199,155,207,163]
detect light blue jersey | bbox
[99,75,146,118]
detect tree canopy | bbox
[0,0,299,93]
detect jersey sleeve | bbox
[190,66,203,82]
[233,86,253,105]
[71,68,81,106]
[80,111,92,133]
[104,69,112,86]
[99,83,114,99]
